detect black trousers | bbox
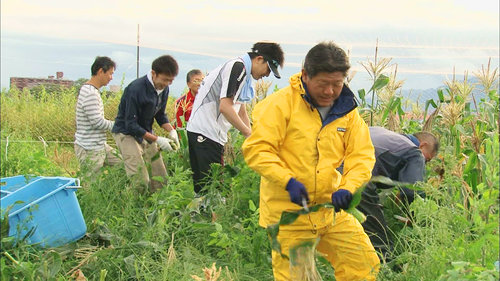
[357,148,426,260]
[187,131,224,194]
[357,182,393,259]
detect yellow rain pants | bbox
[272,211,379,281]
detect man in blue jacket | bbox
[358,126,439,261]
[112,55,180,193]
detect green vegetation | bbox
[0,57,498,280]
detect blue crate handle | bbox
[65,178,81,189]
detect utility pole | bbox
[136,24,140,78]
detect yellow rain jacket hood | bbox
[242,72,375,230]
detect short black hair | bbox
[186,69,202,83]
[303,41,350,78]
[152,55,179,76]
[91,56,116,76]
[414,131,440,154]
[248,42,284,67]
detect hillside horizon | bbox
[2,32,496,101]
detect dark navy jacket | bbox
[301,78,357,127]
[112,75,170,143]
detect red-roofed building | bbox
[10,72,73,90]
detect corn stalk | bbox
[359,39,392,125]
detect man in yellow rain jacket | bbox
[242,42,379,281]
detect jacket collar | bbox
[405,134,420,147]
[300,76,358,126]
[142,75,168,96]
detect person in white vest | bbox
[186,42,284,195]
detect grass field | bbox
[1,58,498,280]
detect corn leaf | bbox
[369,74,390,93]
[266,176,409,255]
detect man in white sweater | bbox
[74,56,121,174]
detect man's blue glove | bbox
[286,178,310,206]
[331,189,352,212]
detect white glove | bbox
[156,136,173,151]
[168,129,180,148]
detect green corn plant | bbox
[422,87,445,132]
[359,39,392,125]
[377,65,405,131]
[356,74,390,125]
[437,71,475,157]
[380,96,404,131]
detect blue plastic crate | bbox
[0,175,41,199]
[0,176,87,248]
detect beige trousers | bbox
[74,143,122,176]
[112,133,167,192]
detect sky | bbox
[1,0,499,97]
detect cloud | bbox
[1,0,498,92]
[2,0,498,54]
[110,51,136,70]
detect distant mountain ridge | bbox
[1,32,495,100]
